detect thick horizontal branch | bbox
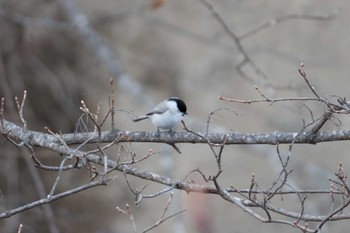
[2,118,350,222]
[1,119,349,146]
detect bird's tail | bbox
[132,115,149,122]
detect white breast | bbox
[149,101,183,129]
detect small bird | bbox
[133,97,187,135]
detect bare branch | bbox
[0,1,348,232]
[17,224,23,233]
[14,90,27,129]
[266,144,292,200]
[141,192,186,233]
[0,97,4,130]
[0,177,114,219]
[109,78,116,129]
[239,12,337,40]
[298,63,321,99]
[4,118,350,147]
[198,0,273,89]
[116,204,137,232]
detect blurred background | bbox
[0,0,350,232]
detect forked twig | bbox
[15,90,27,128]
[116,203,137,232]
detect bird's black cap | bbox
[168,97,187,115]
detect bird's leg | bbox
[155,127,160,137]
[169,128,175,137]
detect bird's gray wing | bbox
[133,99,168,121]
[146,101,168,116]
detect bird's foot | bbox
[155,128,160,138]
[168,128,175,137]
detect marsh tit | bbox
[133,97,187,134]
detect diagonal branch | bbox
[0,177,114,219]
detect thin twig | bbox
[0,97,4,130]
[267,144,292,200]
[141,192,186,233]
[239,12,337,40]
[15,90,27,129]
[123,168,147,197]
[142,209,187,233]
[35,163,82,171]
[110,78,115,129]
[219,95,342,109]
[48,157,69,197]
[142,186,174,199]
[198,0,274,89]
[298,63,321,99]
[116,204,137,232]
[17,224,23,233]
[295,196,307,225]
